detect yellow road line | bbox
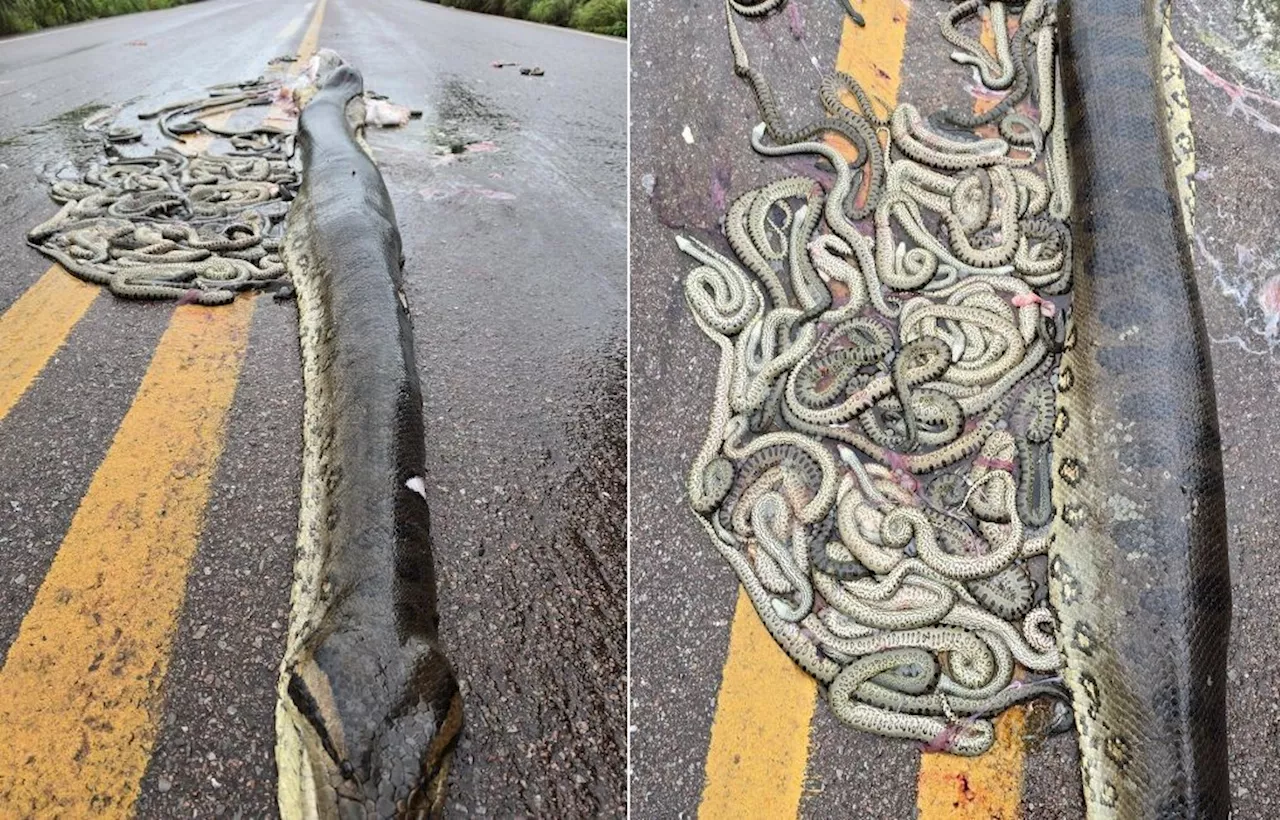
[697,4,910,818]
[0,269,98,424]
[834,0,911,121]
[296,0,327,67]
[698,589,818,819]
[0,1,328,812]
[0,298,255,816]
[918,708,1027,819]
[916,12,1029,819]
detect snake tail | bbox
[1052,0,1231,815]
[275,63,462,819]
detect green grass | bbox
[0,0,196,35]
[434,0,625,37]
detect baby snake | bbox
[682,0,1079,757]
[683,1,1227,809]
[27,81,297,305]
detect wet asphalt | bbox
[629,0,1280,817]
[0,0,625,817]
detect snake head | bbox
[278,634,463,819]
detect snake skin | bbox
[1051,0,1231,815]
[275,65,462,819]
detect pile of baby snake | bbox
[681,0,1076,755]
[27,78,297,305]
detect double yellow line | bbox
[0,2,325,815]
[696,3,1031,818]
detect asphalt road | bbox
[0,1,625,816]
[629,0,1280,817]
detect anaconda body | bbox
[1051,0,1231,815]
[276,65,462,818]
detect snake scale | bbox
[274,65,462,818]
[681,0,1231,804]
[1050,0,1231,815]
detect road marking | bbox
[0,0,327,809]
[698,589,817,818]
[696,4,910,818]
[915,12,1030,818]
[833,0,910,122]
[918,708,1027,819]
[0,269,98,424]
[0,298,255,816]
[296,0,327,66]
[828,0,911,203]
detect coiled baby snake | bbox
[683,2,1226,810]
[27,79,297,304]
[680,0,1081,757]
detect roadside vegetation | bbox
[435,0,626,37]
[0,0,194,35]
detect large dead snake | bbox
[1051,0,1231,815]
[275,65,462,819]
